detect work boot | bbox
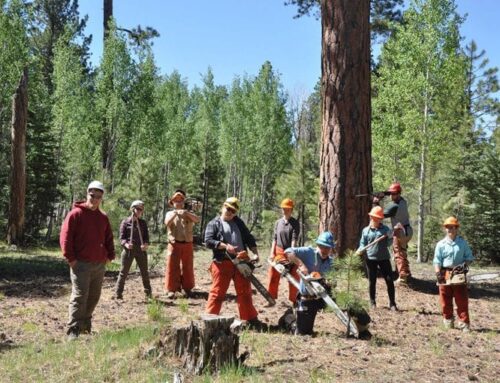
[389,304,398,312]
[67,327,79,341]
[370,300,376,309]
[443,318,454,329]
[112,293,123,300]
[166,291,176,299]
[457,321,470,333]
[246,318,267,332]
[395,277,407,286]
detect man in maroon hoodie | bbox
[60,181,115,340]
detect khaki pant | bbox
[115,247,151,297]
[393,226,413,279]
[68,261,106,333]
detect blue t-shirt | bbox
[433,235,474,268]
[285,246,333,294]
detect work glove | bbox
[436,271,446,285]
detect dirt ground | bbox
[0,247,499,382]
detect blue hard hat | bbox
[316,231,335,248]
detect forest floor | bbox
[0,244,499,382]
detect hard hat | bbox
[443,216,460,227]
[387,182,402,194]
[369,206,384,220]
[87,180,104,193]
[310,271,322,280]
[130,200,144,209]
[169,189,186,205]
[316,231,335,248]
[280,198,294,209]
[223,197,240,212]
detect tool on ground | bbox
[227,251,276,306]
[297,269,360,338]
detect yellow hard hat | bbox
[443,216,459,227]
[280,198,294,209]
[223,197,240,212]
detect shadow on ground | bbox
[0,254,69,298]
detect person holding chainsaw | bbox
[113,200,152,300]
[164,189,200,299]
[433,217,474,332]
[204,197,263,328]
[372,182,413,285]
[267,198,300,304]
[283,232,335,335]
[357,206,397,311]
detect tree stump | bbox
[163,314,240,375]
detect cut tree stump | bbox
[163,314,240,375]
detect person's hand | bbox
[299,263,308,274]
[141,244,149,251]
[226,243,238,255]
[176,209,186,218]
[372,196,380,205]
[436,271,446,285]
[69,260,77,269]
[124,243,133,250]
[355,250,363,257]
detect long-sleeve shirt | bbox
[60,201,115,263]
[357,224,392,261]
[433,236,474,269]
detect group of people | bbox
[59,180,474,339]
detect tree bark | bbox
[7,68,28,245]
[103,0,113,42]
[319,0,372,256]
[161,314,240,375]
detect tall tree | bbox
[318,0,373,256]
[7,68,28,245]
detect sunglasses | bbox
[226,207,237,214]
[88,193,103,200]
[134,207,143,211]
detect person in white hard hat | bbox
[60,181,115,340]
[113,200,152,300]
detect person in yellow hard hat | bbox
[357,206,397,311]
[266,198,300,305]
[433,217,474,332]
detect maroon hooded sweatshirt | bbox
[60,201,116,263]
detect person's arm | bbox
[164,210,177,227]
[204,219,238,254]
[269,239,277,261]
[384,202,399,218]
[291,220,300,248]
[285,248,308,274]
[60,211,77,267]
[433,242,446,284]
[119,219,128,247]
[463,239,474,265]
[183,210,200,223]
[141,220,149,250]
[356,229,367,253]
[104,218,116,261]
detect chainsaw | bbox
[227,251,276,306]
[296,269,360,338]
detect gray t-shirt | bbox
[221,219,245,252]
[274,217,300,249]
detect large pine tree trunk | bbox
[319,0,372,256]
[7,68,28,245]
[103,0,113,41]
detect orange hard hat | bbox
[387,182,402,194]
[443,216,460,227]
[280,198,294,209]
[310,271,322,279]
[369,206,384,220]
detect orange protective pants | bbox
[439,284,470,324]
[205,259,258,321]
[267,246,299,303]
[164,242,195,292]
[393,229,412,279]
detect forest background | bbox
[1,0,499,264]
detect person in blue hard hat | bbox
[282,232,335,335]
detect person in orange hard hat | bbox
[266,198,300,305]
[164,189,200,299]
[433,217,474,332]
[357,206,397,311]
[373,182,413,285]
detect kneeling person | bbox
[284,232,335,335]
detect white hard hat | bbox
[130,200,145,209]
[87,180,105,192]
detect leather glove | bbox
[436,271,446,285]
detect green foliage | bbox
[327,250,368,315]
